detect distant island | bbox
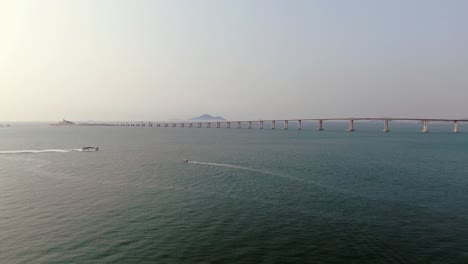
[52,119,76,126]
[189,114,226,121]
[50,119,113,126]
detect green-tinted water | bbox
[1,123,467,263]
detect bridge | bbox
[115,118,468,133]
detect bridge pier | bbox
[383,120,389,132]
[117,118,468,134]
[317,120,324,130]
[348,120,355,131]
[422,120,429,133]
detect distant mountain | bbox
[51,119,76,126]
[189,114,226,121]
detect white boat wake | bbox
[186,160,347,193]
[0,149,83,154]
[187,161,289,178]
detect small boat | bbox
[183,159,189,163]
[82,146,99,152]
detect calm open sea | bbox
[1,122,467,264]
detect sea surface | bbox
[1,122,467,264]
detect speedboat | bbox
[82,146,99,152]
[183,159,189,163]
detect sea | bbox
[1,122,467,264]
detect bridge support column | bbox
[317,120,324,130]
[248,121,252,129]
[207,123,211,128]
[260,121,264,129]
[227,122,231,128]
[422,121,428,133]
[189,123,193,128]
[181,123,184,127]
[454,121,458,133]
[237,122,241,128]
[298,120,302,130]
[272,121,276,129]
[348,120,355,131]
[383,120,389,132]
[172,123,176,128]
[284,120,288,129]
[198,123,201,128]
[217,122,220,128]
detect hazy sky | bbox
[1,0,467,121]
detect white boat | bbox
[82,146,99,152]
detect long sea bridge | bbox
[115,118,468,133]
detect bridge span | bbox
[116,118,468,133]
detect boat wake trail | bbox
[187,160,294,180]
[187,160,349,194]
[0,149,83,155]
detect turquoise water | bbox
[1,123,468,263]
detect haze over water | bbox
[1,123,467,263]
[2,1,468,263]
[2,0,468,121]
